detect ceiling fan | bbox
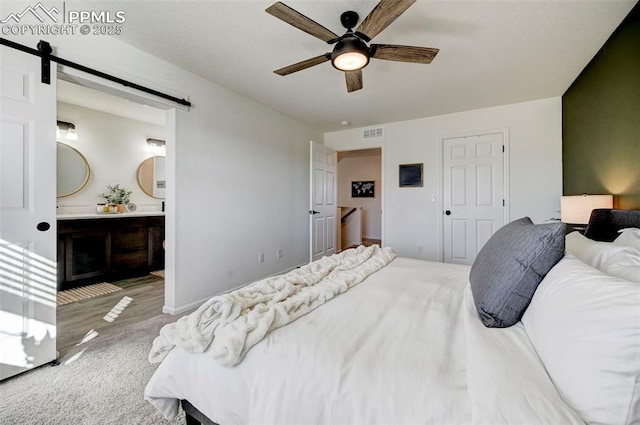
[266,0,439,93]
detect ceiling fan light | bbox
[331,37,370,71]
[333,51,369,71]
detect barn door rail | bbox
[0,37,192,107]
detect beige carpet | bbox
[150,270,165,278]
[0,313,185,425]
[57,282,122,306]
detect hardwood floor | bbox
[362,238,381,246]
[56,274,166,357]
[341,238,382,251]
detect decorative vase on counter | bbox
[96,203,125,213]
[99,184,133,214]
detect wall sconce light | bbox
[146,138,166,148]
[57,120,78,141]
[561,194,613,225]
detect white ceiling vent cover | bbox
[363,127,384,140]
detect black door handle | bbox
[308,210,320,215]
[445,210,451,216]
[37,222,51,231]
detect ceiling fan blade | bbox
[356,0,416,40]
[266,2,339,43]
[274,54,330,76]
[345,70,363,92]
[371,44,439,64]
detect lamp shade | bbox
[560,194,613,224]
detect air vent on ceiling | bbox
[363,127,384,140]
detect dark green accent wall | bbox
[563,2,640,209]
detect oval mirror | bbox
[57,142,90,198]
[137,156,166,199]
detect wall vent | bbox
[362,127,384,140]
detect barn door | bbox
[0,45,58,380]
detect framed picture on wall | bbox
[351,181,375,198]
[399,163,423,187]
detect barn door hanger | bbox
[37,40,52,84]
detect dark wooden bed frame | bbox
[182,400,219,425]
[177,208,640,425]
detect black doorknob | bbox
[308,210,320,215]
[445,210,451,216]
[36,222,51,231]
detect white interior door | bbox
[310,141,337,262]
[443,133,505,265]
[0,46,57,380]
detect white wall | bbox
[325,97,562,261]
[7,32,560,311]
[337,150,382,239]
[56,102,165,211]
[168,81,320,312]
[6,32,322,314]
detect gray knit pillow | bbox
[469,217,566,328]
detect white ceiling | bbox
[65,0,636,132]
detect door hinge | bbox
[502,145,505,153]
[503,199,505,206]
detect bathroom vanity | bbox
[57,213,165,290]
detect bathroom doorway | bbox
[55,78,171,354]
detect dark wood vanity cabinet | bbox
[57,216,165,290]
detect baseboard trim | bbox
[271,264,304,276]
[163,264,306,315]
[162,298,209,315]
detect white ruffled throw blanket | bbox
[149,245,396,367]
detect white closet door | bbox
[443,133,505,265]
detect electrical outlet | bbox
[417,246,423,255]
[277,249,283,259]
[258,253,264,263]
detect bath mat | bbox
[57,282,123,306]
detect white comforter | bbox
[149,245,396,367]
[145,257,584,424]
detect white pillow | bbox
[522,255,640,425]
[565,231,627,269]
[602,247,640,283]
[614,228,640,250]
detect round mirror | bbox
[137,156,166,199]
[57,142,90,198]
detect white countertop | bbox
[57,211,165,220]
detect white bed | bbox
[145,210,640,425]
[146,258,581,424]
